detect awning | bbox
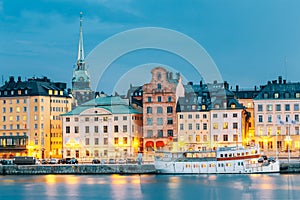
[145,141,154,147]
[156,141,165,147]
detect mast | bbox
[77,11,85,70]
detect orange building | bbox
[0,76,71,159]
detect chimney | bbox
[236,85,239,92]
[283,79,286,84]
[200,81,203,87]
[188,81,193,85]
[169,72,173,79]
[267,81,271,85]
[254,86,257,91]
[213,80,217,84]
[9,76,14,82]
[17,76,21,82]
[278,76,282,84]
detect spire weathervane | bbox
[77,11,85,70]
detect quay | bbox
[0,164,156,175]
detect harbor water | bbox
[0,174,299,200]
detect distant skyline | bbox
[1,0,300,94]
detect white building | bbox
[61,96,143,162]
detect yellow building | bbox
[0,76,71,159]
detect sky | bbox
[1,0,300,94]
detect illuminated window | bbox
[267,104,273,111]
[213,123,218,130]
[48,90,53,95]
[196,135,200,142]
[223,122,228,129]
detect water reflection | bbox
[0,174,300,200]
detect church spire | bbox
[76,11,85,70]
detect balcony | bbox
[0,145,27,151]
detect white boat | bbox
[154,146,280,174]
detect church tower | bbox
[71,12,94,108]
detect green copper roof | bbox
[62,96,141,116]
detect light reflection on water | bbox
[0,174,300,200]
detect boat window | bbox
[242,152,244,156]
[220,154,223,158]
[229,153,232,157]
[225,154,228,158]
[202,164,206,168]
[241,162,244,166]
[246,152,249,155]
[226,163,232,167]
[237,153,240,156]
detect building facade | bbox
[142,67,181,154]
[0,76,71,159]
[253,77,300,154]
[62,96,142,162]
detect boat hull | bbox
[155,160,280,174]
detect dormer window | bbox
[48,90,53,95]
[214,104,220,109]
[263,93,269,99]
[230,103,236,108]
[296,93,300,98]
[274,93,279,99]
[284,92,290,98]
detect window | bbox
[85,138,90,145]
[123,116,127,121]
[123,137,127,145]
[213,123,218,130]
[296,93,300,98]
[114,116,118,121]
[179,114,183,119]
[188,123,192,130]
[157,96,162,102]
[213,114,218,118]
[95,138,99,145]
[103,126,108,133]
[75,126,79,133]
[167,130,173,137]
[85,126,89,133]
[196,135,200,142]
[196,123,200,130]
[203,135,207,142]
[114,125,118,133]
[9,107,13,113]
[233,113,238,118]
[285,104,290,111]
[284,92,290,98]
[156,130,162,137]
[268,115,272,123]
[104,138,108,145]
[195,114,200,119]
[213,135,218,142]
[147,118,153,125]
[258,104,263,111]
[66,126,70,133]
[223,122,228,129]
[223,135,228,141]
[295,127,299,135]
[295,115,299,122]
[276,104,281,111]
[157,118,163,125]
[223,113,227,118]
[94,117,98,121]
[203,123,207,130]
[147,97,152,102]
[66,117,70,122]
[157,107,162,114]
[34,106,38,112]
[157,83,161,90]
[147,107,153,114]
[123,125,127,132]
[258,115,263,123]
[233,135,238,142]
[267,105,273,111]
[180,124,184,130]
[94,126,99,133]
[114,137,119,145]
[274,93,279,99]
[168,96,172,102]
[167,106,173,113]
[263,93,269,99]
[203,114,207,119]
[85,117,89,122]
[188,114,192,119]
[233,123,238,129]
[147,130,153,137]
[167,118,173,125]
[294,104,299,111]
[74,117,78,122]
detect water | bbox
[0,174,299,200]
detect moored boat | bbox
[154,145,280,174]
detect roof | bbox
[62,96,141,116]
[0,76,70,97]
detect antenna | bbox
[284,56,287,80]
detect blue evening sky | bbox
[1,0,300,94]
